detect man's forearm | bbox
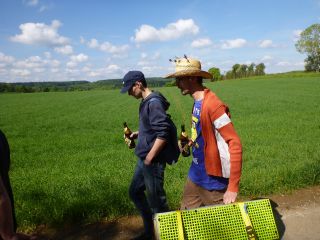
[144,138,167,165]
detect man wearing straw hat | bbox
[165,56,242,209]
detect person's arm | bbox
[212,106,242,204]
[144,138,167,165]
[0,178,15,240]
[145,99,170,165]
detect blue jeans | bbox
[129,159,169,235]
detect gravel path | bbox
[33,185,320,239]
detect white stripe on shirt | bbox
[215,129,231,178]
[213,113,231,129]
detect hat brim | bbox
[120,84,132,94]
[164,70,212,79]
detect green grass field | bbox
[0,72,319,231]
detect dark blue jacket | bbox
[135,91,177,163]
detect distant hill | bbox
[0,77,175,93]
[1,71,318,93]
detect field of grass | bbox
[0,73,319,231]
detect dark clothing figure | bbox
[135,92,172,161]
[121,71,177,240]
[0,130,17,231]
[129,160,168,237]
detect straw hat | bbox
[165,57,212,79]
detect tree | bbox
[225,71,233,80]
[208,67,222,81]
[255,63,266,76]
[232,64,241,78]
[305,55,320,72]
[295,23,320,72]
[239,64,248,78]
[248,63,255,77]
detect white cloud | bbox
[141,66,165,76]
[261,55,273,61]
[80,36,86,44]
[293,29,303,42]
[10,20,69,46]
[141,53,148,59]
[86,38,129,54]
[66,68,80,74]
[66,54,88,69]
[54,45,73,55]
[259,40,274,48]
[11,69,31,77]
[39,5,49,12]
[106,64,120,72]
[87,64,121,78]
[295,62,305,66]
[138,52,162,67]
[70,53,88,62]
[133,19,199,43]
[100,42,129,54]
[23,0,51,12]
[24,0,39,6]
[140,52,160,60]
[49,59,60,68]
[44,52,51,59]
[277,61,291,66]
[221,38,247,49]
[137,60,150,66]
[15,56,44,68]
[34,68,45,73]
[88,38,99,48]
[2,55,63,80]
[0,52,15,63]
[66,61,76,68]
[152,52,161,60]
[81,66,91,73]
[191,38,212,48]
[0,68,8,74]
[276,61,304,67]
[88,71,101,77]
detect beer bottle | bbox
[179,124,190,157]
[123,122,135,149]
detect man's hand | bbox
[144,157,153,166]
[130,131,139,139]
[124,136,131,145]
[223,191,238,204]
[143,138,167,166]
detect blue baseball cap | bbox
[120,71,145,93]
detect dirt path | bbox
[33,185,320,240]
[269,186,320,240]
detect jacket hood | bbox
[141,91,170,111]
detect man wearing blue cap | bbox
[121,71,179,240]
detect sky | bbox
[0,0,319,83]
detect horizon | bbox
[1,0,320,83]
[3,70,314,86]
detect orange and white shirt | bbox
[200,89,243,192]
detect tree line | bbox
[0,78,172,93]
[208,62,266,81]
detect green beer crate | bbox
[154,199,279,240]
